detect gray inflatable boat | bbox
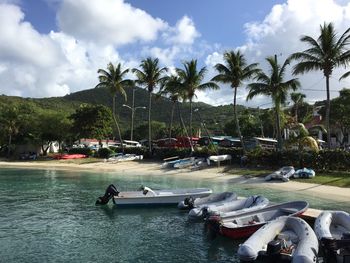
[188,195,269,220]
[314,210,350,263]
[238,216,318,263]
[177,192,237,210]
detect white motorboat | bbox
[107,153,143,162]
[177,192,237,210]
[265,166,295,182]
[238,216,319,262]
[190,195,269,220]
[208,154,232,162]
[314,210,350,263]
[95,184,212,206]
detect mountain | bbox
[0,87,246,131]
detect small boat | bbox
[238,216,319,262]
[54,154,87,159]
[188,195,269,220]
[293,168,315,179]
[206,201,308,240]
[161,157,188,168]
[96,184,212,206]
[177,192,238,210]
[107,153,143,162]
[265,166,295,182]
[173,157,205,169]
[314,211,350,263]
[208,154,232,163]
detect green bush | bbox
[97,147,114,158]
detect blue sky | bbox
[0,0,350,107]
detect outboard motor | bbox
[184,196,195,209]
[95,184,119,205]
[259,240,283,263]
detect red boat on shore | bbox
[206,200,308,240]
[54,154,87,160]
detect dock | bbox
[301,208,322,223]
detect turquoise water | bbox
[0,168,349,263]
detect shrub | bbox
[98,148,114,158]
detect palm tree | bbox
[290,22,350,149]
[132,57,168,154]
[95,62,132,152]
[176,59,219,147]
[158,75,185,140]
[247,55,300,150]
[212,50,260,153]
[290,92,306,123]
[340,70,350,80]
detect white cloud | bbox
[57,0,167,46]
[164,15,200,45]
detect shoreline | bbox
[1,160,349,203]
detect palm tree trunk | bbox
[169,102,175,140]
[233,86,246,154]
[112,95,124,153]
[295,104,298,123]
[275,105,282,151]
[326,75,331,149]
[189,99,194,152]
[176,101,189,138]
[148,91,152,154]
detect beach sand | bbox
[1,160,349,203]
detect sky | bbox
[0,0,350,108]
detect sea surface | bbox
[0,167,349,263]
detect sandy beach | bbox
[1,160,349,203]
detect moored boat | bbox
[314,210,350,263]
[178,191,237,210]
[173,157,205,169]
[96,184,212,207]
[188,195,269,220]
[293,168,315,179]
[265,166,295,182]
[208,154,232,163]
[238,216,319,263]
[107,153,143,162]
[206,201,308,240]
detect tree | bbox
[212,50,259,153]
[0,103,34,157]
[132,57,168,154]
[290,92,306,123]
[247,55,300,150]
[32,112,72,155]
[95,62,133,152]
[176,59,219,148]
[290,22,350,149]
[70,104,113,144]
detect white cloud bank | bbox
[1,0,350,107]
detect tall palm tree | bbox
[158,75,185,140]
[247,55,300,150]
[132,57,168,154]
[290,22,350,149]
[290,92,306,123]
[176,59,219,147]
[95,62,132,152]
[212,50,260,153]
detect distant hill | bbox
[0,87,247,132]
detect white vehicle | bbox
[123,140,142,147]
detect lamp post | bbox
[123,104,146,141]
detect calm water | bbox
[0,168,349,263]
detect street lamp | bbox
[123,104,146,141]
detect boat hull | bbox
[113,188,212,207]
[220,223,264,239]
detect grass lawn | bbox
[226,166,350,188]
